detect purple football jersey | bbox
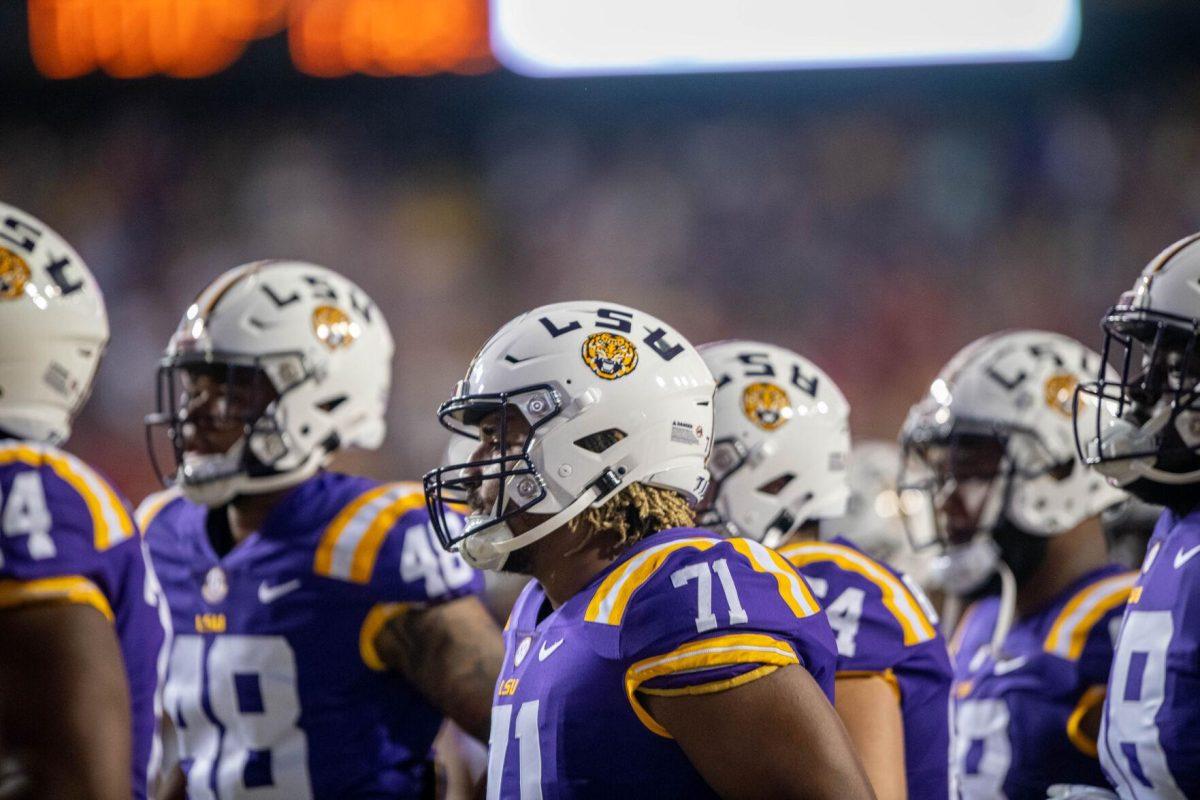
[487,527,837,799]
[779,536,953,800]
[141,471,484,799]
[0,439,165,800]
[1100,505,1200,799]
[950,565,1134,800]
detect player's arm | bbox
[374,595,504,742]
[643,664,876,800]
[834,674,907,800]
[0,602,132,800]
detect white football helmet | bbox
[820,440,937,589]
[901,330,1125,596]
[146,261,394,507]
[1076,232,1200,504]
[424,301,714,571]
[698,340,850,547]
[0,202,108,445]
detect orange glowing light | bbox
[28,0,495,79]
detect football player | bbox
[1076,233,1200,799]
[423,302,873,799]
[140,261,503,799]
[0,202,164,799]
[698,341,951,800]
[900,330,1130,800]
[820,440,940,595]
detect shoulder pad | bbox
[313,481,425,583]
[135,487,185,534]
[1043,571,1136,660]
[0,440,134,551]
[779,540,938,646]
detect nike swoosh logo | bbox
[993,656,1028,676]
[1174,544,1200,569]
[258,579,301,604]
[538,639,564,661]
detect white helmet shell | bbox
[425,301,715,571]
[152,261,394,506]
[699,340,850,545]
[820,440,937,588]
[0,203,108,445]
[904,329,1125,538]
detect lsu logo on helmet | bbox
[311,305,360,351]
[581,332,638,380]
[0,247,31,300]
[1043,373,1078,418]
[741,382,791,430]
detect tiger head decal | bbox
[581,332,638,380]
[311,305,360,351]
[0,247,31,301]
[1043,372,1078,419]
[741,382,792,430]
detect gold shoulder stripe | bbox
[314,482,426,583]
[779,540,937,646]
[624,632,799,737]
[358,602,412,670]
[0,444,133,551]
[0,576,114,621]
[135,487,183,533]
[726,538,820,618]
[1043,572,1137,661]
[584,537,719,625]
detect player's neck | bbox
[783,522,821,544]
[529,527,625,609]
[226,489,292,544]
[1014,517,1108,617]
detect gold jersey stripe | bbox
[727,537,820,618]
[135,487,183,533]
[358,602,412,671]
[779,540,937,646]
[624,632,799,737]
[1043,571,1136,660]
[1066,684,1107,757]
[0,576,114,621]
[0,444,134,551]
[584,537,719,625]
[313,482,424,583]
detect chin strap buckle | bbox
[589,468,622,499]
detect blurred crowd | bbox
[3,73,1199,499]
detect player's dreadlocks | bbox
[568,482,695,549]
[562,428,695,549]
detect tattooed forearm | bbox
[374,596,504,741]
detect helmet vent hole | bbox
[574,428,626,453]
[757,474,795,496]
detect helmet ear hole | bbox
[573,428,626,454]
[318,395,347,413]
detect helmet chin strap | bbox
[462,471,620,571]
[989,560,1018,659]
[179,444,328,509]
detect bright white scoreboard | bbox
[491,0,1081,77]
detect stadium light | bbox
[491,0,1081,77]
